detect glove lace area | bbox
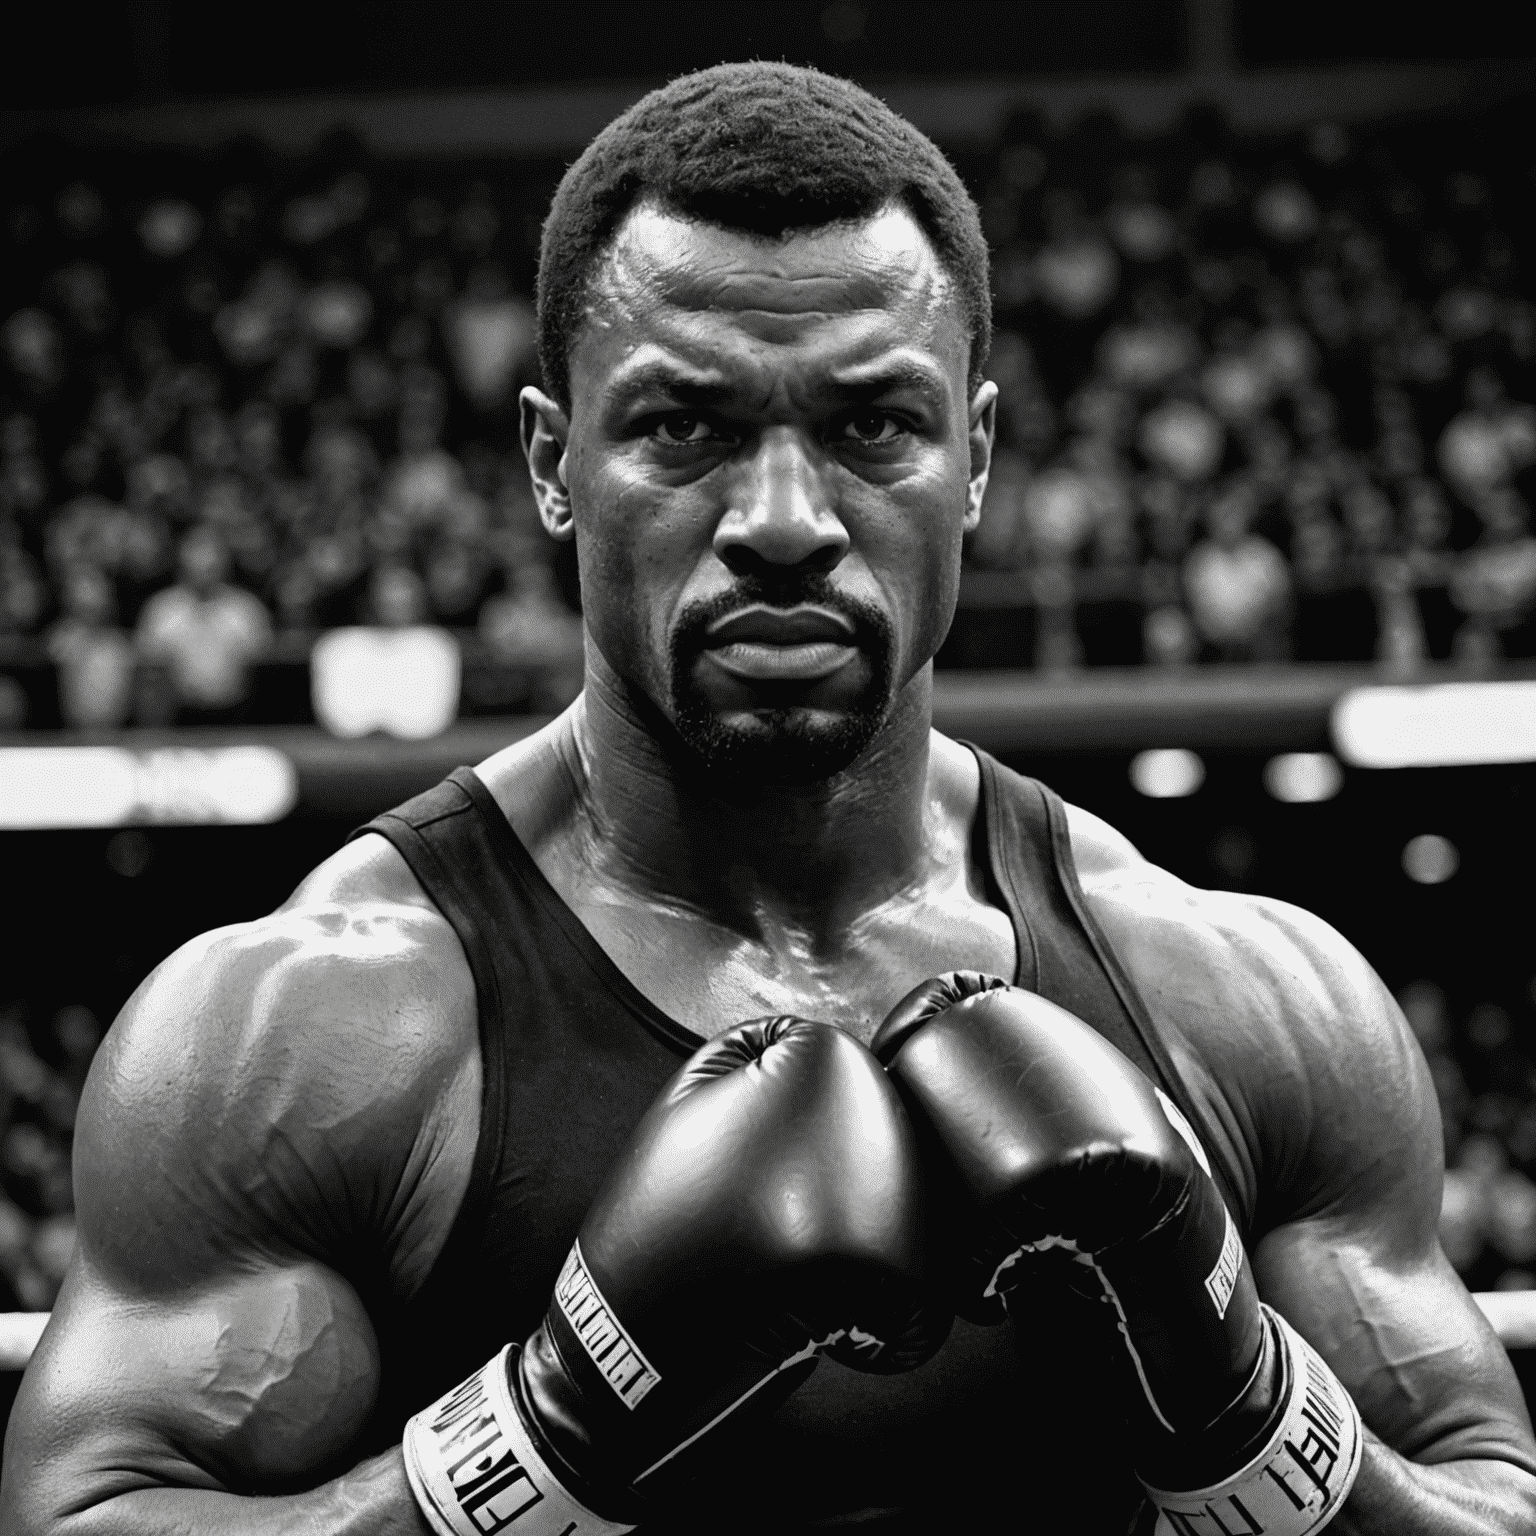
[1138,1306,1363,1536]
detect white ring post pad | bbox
[403,1345,636,1536]
[1142,1308,1364,1536]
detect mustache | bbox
[672,574,888,656]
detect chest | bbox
[563,884,1020,1041]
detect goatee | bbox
[666,576,896,787]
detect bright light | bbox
[0,748,137,828]
[1263,752,1344,803]
[312,628,461,739]
[1402,834,1459,885]
[0,747,297,829]
[1130,748,1205,798]
[1333,681,1536,768]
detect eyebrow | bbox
[604,361,734,412]
[604,353,948,412]
[826,356,949,402]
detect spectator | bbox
[382,377,464,530]
[1,311,65,402]
[47,565,133,728]
[480,560,584,712]
[134,526,272,725]
[0,415,50,530]
[1371,555,1429,675]
[967,448,1032,570]
[1183,481,1293,661]
[1142,594,1199,667]
[0,529,46,635]
[1438,368,1536,505]
[1139,394,1225,484]
[1098,284,1198,394]
[0,1004,90,1308]
[1104,163,1179,267]
[310,562,461,738]
[370,561,431,629]
[425,539,488,626]
[1448,487,1536,662]
[1395,471,1442,553]
[1021,460,1099,567]
[1201,322,1273,428]
[1033,190,1120,323]
[443,262,536,413]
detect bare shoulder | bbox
[1060,799,1146,879]
[1062,800,1435,1231]
[77,831,481,1299]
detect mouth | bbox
[700,605,859,684]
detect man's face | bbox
[529,201,993,784]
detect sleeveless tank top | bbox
[352,748,1246,1534]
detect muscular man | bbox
[5,63,1534,1534]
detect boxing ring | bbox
[2,1295,1535,1373]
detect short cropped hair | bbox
[536,62,991,408]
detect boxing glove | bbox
[404,1016,949,1536]
[873,973,1361,1534]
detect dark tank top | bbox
[353,749,1246,1534]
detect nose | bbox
[713,427,850,577]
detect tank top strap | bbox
[350,768,517,1240]
[974,747,1249,1230]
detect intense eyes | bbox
[653,414,715,445]
[838,411,903,444]
[649,411,907,447]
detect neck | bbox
[560,650,938,944]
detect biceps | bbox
[6,1255,380,1514]
[1254,1217,1535,1465]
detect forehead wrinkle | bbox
[670,266,892,319]
[671,247,950,327]
[591,200,952,326]
[573,204,967,409]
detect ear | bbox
[964,380,998,536]
[520,387,574,542]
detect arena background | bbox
[2,0,1536,1434]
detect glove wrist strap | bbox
[403,1344,636,1536]
[1140,1306,1363,1536]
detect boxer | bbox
[4,62,1533,1535]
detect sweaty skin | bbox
[4,202,1535,1536]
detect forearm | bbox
[36,1448,431,1536]
[1334,1432,1536,1536]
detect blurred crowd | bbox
[2,104,1536,724]
[0,1003,97,1311]
[965,105,1536,671]
[0,134,582,729]
[1,972,1531,1310]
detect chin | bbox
[671,700,890,788]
